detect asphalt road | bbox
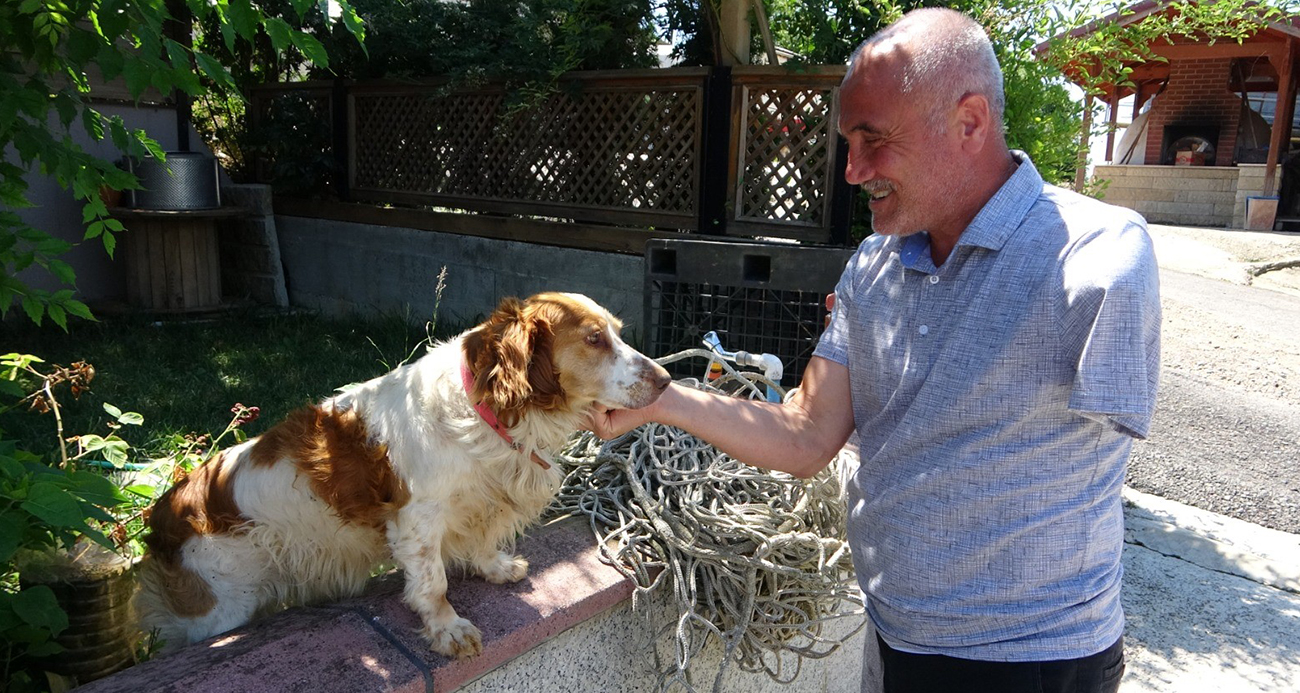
[1126,269,1300,534]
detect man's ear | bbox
[954,92,993,152]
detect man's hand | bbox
[583,404,645,440]
[583,385,676,439]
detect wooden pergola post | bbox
[1075,93,1094,190]
[1264,37,1297,196]
[1105,89,1120,163]
[1132,81,1146,120]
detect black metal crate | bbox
[645,239,856,386]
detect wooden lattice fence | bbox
[251,65,854,247]
[730,67,847,242]
[348,70,706,230]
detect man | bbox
[589,8,1159,693]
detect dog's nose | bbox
[650,363,671,391]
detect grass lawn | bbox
[4,308,467,461]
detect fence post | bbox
[697,66,732,235]
[331,78,350,201]
[828,138,856,246]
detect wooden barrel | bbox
[114,207,245,312]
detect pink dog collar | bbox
[460,362,552,470]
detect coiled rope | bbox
[550,349,866,692]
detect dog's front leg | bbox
[388,502,483,658]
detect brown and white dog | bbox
[135,293,670,657]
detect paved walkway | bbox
[1121,224,1300,692]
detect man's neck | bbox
[928,150,1018,266]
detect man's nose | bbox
[844,145,873,186]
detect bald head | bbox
[847,8,1005,135]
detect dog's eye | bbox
[586,331,603,347]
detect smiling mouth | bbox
[864,183,893,201]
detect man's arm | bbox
[586,356,855,478]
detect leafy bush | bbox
[0,0,364,326]
[0,354,132,692]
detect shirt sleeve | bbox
[813,244,868,367]
[1063,215,1162,439]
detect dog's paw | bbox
[424,617,483,659]
[478,553,528,584]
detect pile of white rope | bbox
[551,349,866,692]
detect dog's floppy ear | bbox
[463,297,565,428]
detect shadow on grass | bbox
[4,308,469,459]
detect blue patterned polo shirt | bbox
[814,153,1161,661]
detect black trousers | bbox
[877,635,1125,693]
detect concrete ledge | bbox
[1123,488,1300,593]
[77,518,635,693]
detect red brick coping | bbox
[77,517,633,693]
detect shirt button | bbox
[929,275,940,284]
[918,325,929,335]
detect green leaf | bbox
[0,379,24,398]
[226,0,259,42]
[63,299,95,321]
[102,230,116,257]
[292,30,329,70]
[125,483,157,499]
[101,439,129,467]
[118,412,143,425]
[263,17,294,54]
[68,471,127,506]
[337,0,366,46]
[163,38,190,71]
[103,402,123,419]
[80,525,116,552]
[290,0,314,20]
[20,296,43,325]
[11,587,69,636]
[109,116,130,151]
[49,258,76,284]
[0,455,25,481]
[121,58,152,99]
[20,482,85,528]
[26,640,65,657]
[79,501,116,524]
[54,92,78,129]
[193,51,235,92]
[0,512,27,562]
[78,434,108,453]
[47,303,67,330]
[136,130,165,160]
[67,27,101,65]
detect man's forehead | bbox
[847,41,910,90]
[839,52,908,134]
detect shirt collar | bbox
[955,150,1044,252]
[889,151,1044,270]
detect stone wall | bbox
[1233,164,1271,228]
[1096,165,1241,227]
[218,184,288,307]
[275,215,647,333]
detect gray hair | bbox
[848,8,1005,135]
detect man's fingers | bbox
[582,406,622,439]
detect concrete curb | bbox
[1123,487,1300,594]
